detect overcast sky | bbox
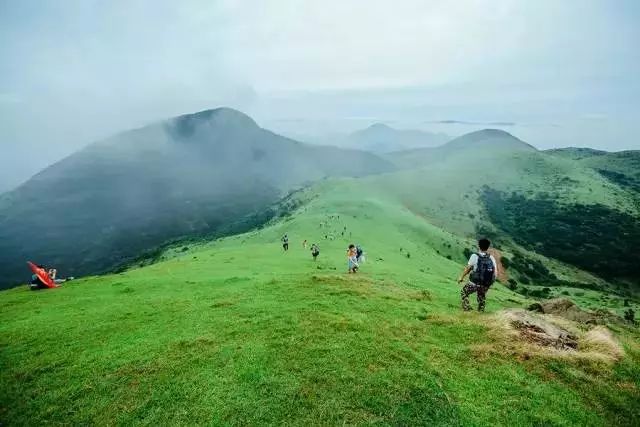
[1,0,639,191]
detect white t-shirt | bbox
[468,252,498,279]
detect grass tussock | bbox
[475,309,625,365]
[581,326,625,362]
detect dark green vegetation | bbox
[0,108,393,289]
[115,187,310,272]
[481,188,640,285]
[547,148,640,197]
[597,169,640,193]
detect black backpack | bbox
[471,253,495,287]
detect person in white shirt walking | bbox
[457,238,498,312]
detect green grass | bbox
[551,286,640,316]
[1,178,639,425]
[384,149,638,235]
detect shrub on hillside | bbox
[528,287,551,299]
[501,256,511,269]
[624,309,636,324]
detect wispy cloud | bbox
[581,113,608,120]
[426,120,516,126]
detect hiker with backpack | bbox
[311,243,320,261]
[356,245,364,263]
[457,238,498,312]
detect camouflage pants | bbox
[461,282,489,312]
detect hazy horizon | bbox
[1,0,639,192]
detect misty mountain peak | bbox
[343,122,450,153]
[366,123,394,131]
[199,107,258,127]
[166,107,259,140]
[351,123,397,138]
[448,128,536,151]
[464,128,517,139]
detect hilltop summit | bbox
[388,128,536,169]
[345,123,449,153]
[166,107,260,140]
[445,129,536,151]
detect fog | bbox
[1,0,639,192]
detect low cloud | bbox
[427,120,516,126]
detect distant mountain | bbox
[443,129,535,151]
[387,128,536,169]
[0,108,394,288]
[326,123,449,154]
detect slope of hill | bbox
[332,123,450,153]
[547,148,640,195]
[0,108,394,289]
[1,176,638,425]
[545,147,608,160]
[380,131,639,287]
[387,129,536,170]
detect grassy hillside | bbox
[387,129,536,170]
[0,108,393,289]
[1,177,639,425]
[547,148,640,196]
[383,132,639,288]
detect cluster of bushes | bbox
[270,187,307,219]
[112,187,310,272]
[520,287,552,299]
[510,252,555,284]
[597,169,640,193]
[624,309,636,324]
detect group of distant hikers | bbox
[281,234,365,273]
[281,232,497,312]
[28,230,496,313]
